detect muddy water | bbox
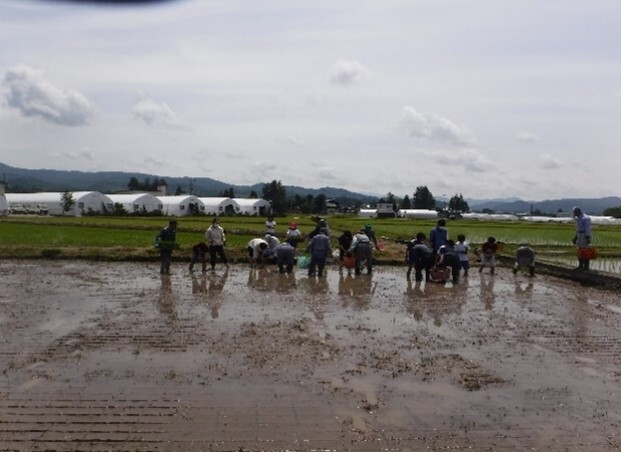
[1,260,621,450]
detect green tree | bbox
[262,180,287,215]
[413,186,435,209]
[448,193,469,212]
[313,194,327,214]
[128,177,140,190]
[386,192,397,211]
[112,202,127,216]
[400,194,412,209]
[603,206,621,218]
[61,191,75,215]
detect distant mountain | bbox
[468,197,621,216]
[0,163,376,205]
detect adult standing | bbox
[572,206,592,270]
[205,217,229,271]
[429,219,448,254]
[155,220,178,275]
[307,227,332,277]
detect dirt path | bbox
[1,260,620,450]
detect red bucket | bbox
[577,247,598,260]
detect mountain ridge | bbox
[1,162,619,215]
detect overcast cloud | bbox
[1,0,620,200]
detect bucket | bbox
[577,247,598,260]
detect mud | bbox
[1,260,621,451]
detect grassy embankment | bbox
[1,215,621,268]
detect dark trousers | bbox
[309,252,327,276]
[209,245,228,269]
[354,244,373,274]
[160,249,173,274]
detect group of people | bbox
[155,217,229,275]
[246,217,380,277]
[405,220,535,284]
[156,205,593,277]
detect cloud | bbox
[329,59,371,86]
[516,131,540,143]
[415,147,495,173]
[2,64,95,126]
[398,106,476,146]
[541,153,562,169]
[131,95,189,130]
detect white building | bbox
[233,198,271,216]
[397,209,439,219]
[156,195,204,216]
[107,193,162,214]
[198,197,238,216]
[6,191,113,216]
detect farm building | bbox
[198,197,238,216]
[5,191,114,216]
[397,209,438,219]
[233,198,271,216]
[107,193,162,214]
[156,195,204,216]
[376,203,396,218]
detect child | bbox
[513,242,536,277]
[189,241,209,272]
[454,234,470,277]
[479,237,499,274]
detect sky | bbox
[1,0,620,201]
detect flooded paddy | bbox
[1,260,621,450]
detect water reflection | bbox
[276,272,297,293]
[157,275,178,323]
[247,267,297,293]
[479,275,496,310]
[337,272,376,310]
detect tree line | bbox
[261,180,470,216]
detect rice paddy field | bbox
[1,214,621,273]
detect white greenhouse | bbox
[358,209,377,218]
[156,195,204,216]
[397,209,439,219]
[233,198,271,216]
[107,193,163,214]
[6,191,113,216]
[198,197,239,216]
